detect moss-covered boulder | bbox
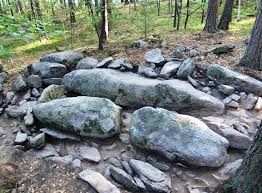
[33,96,122,139]
[39,84,67,102]
[129,107,229,167]
[207,64,262,96]
[63,69,225,116]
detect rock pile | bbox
[0,45,261,193]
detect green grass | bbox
[0,0,256,62]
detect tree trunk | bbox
[34,0,42,19]
[68,0,76,23]
[0,0,3,16]
[29,0,35,20]
[7,0,14,18]
[184,0,190,29]
[100,0,109,43]
[238,1,262,70]
[217,0,234,30]
[237,0,241,21]
[223,122,262,193]
[16,0,24,14]
[203,0,219,33]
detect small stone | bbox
[38,84,66,102]
[29,133,45,149]
[187,76,199,87]
[71,159,82,169]
[108,158,122,168]
[32,144,59,159]
[239,92,247,101]
[254,97,262,111]
[229,94,240,102]
[201,87,211,93]
[108,59,124,69]
[144,48,164,64]
[233,123,248,135]
[14,75,27,91]
[218,85,235,95]
[129,159,172,193]
[23,89,31,100]
[223,97,232,104]
[46,155,73,165]
[218,159,243,178]
[5,91,15,104]
[42,78,62,85]
[134,177,146,191]
[176,58,195,79]
[31,88,41,97]
[122,161,133,175]
[207,81,216,87]
[79,146,101,163]
[138,63,158,78]
[119,133,129,144]
[147,156,170,171]
[40,128,80,141]
[173,48,184,58]
[189,48,200,57]
[208,44,235,54]
[76,57,98,69]
[27,75,42,88]
[15,131,28,144]
[131,40,148,48]
[24,113,34,126]
[120,62,133,70]
[159,61,181,79]
[226,101,239,108]
[110,166,138,191]
[96,57,114,68]
[79,169,120,193]
[242,93,258,110]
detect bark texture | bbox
[203,0,219,33]
[223,122,262,193]
[218,0,234,30]
[239,1,262,70]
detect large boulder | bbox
[32,96,122,139]
[63,69,225,116]
[129,107,229,167]
[40,50,84,71]
[207,64,262,96]
[31,62,66,79]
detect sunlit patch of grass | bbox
[229,18,254,36]
[0,49,16,58]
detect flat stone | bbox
[79,146,101,163]
[76,57,98,69]
[144,48,164,64]
[187,76,199,87]
[108,59,125,69]
[131,40,148,48]
[233,123,248,135]
[79,169,120,193]
[96,57,113,68]
[31,144,59,159]
[130,107,229,167]
[63,69,225,116]
[176,59,195,79]
[122,161,133,175]
[5,91,15,104]
[42,78,62,85]
[208,44,235,54]
[226,101,239,108]
[207,64,262,95]
[40,50,84,71]
[40,128,80,141]
[31,88,41,97]
[110,166,138,191]
[129,159,172,193]
[159,61,181,79]
[46,155,73,165]
[71,159,82,169]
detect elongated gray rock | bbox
[207,64,262,96]
[40,50,84,71]
[63,69,224,116]
[129,107,229,167]
[33,96,122,139]
[31,62,66,79]
[129,159,171,193]
[79,169,120,193]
